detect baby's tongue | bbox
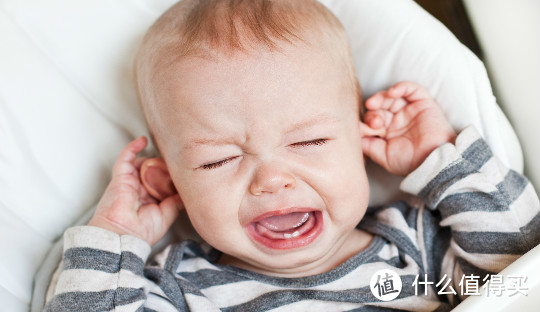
[258,212,309,232]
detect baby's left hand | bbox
[362,81,456,176]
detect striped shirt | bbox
[45,126,540,311]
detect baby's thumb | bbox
[362,137,389,170]
[160,194,183,229]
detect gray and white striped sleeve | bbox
[401,125,540,301]
[44,226,177,312]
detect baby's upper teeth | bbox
[293,213,310,228]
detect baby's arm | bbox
[403,127,540,303]
[363,82,540,302]
[44,226,178,311]
[45,138,183,311]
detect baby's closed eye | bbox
[196,138,332,171]
[199,156,241,170]
[289,138,330,147]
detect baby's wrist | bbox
[409,130,457,175]
[87,216,138,240]
[64,226,152,264]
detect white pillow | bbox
[0,0,523,310]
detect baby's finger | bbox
[134,157,149,168]
[366,90,406,113]
[360,122,386,138]
[128,157,150,181]
[365,92,387,110]
[386,96,408,114]
[364,110,394,130]
[363,111,384,129]
[113,136,148,177]
[362,137,389,169]
[388,82,429,103]
[139,187,159,206]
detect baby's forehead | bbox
[160,58,349,122]
[145,45,360,140]
[157,43,349,100]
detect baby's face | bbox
[151,44,371,276]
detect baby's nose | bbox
[249,162,296,196]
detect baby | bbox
[45,0,540,311]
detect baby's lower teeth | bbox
[284,231,300,239]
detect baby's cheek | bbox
[186,208,222,239]
[190,208,246,253]
[334,164,370,213]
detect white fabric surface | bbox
[0,0,523,310]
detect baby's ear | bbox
[140,158,177,200]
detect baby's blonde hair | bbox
[135,0,362,140]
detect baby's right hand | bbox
[88,137,182,246]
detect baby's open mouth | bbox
[247,210,323,249]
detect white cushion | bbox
[0,0,522,310]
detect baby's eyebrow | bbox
[286,114,340,133]
[182,137,238,150]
